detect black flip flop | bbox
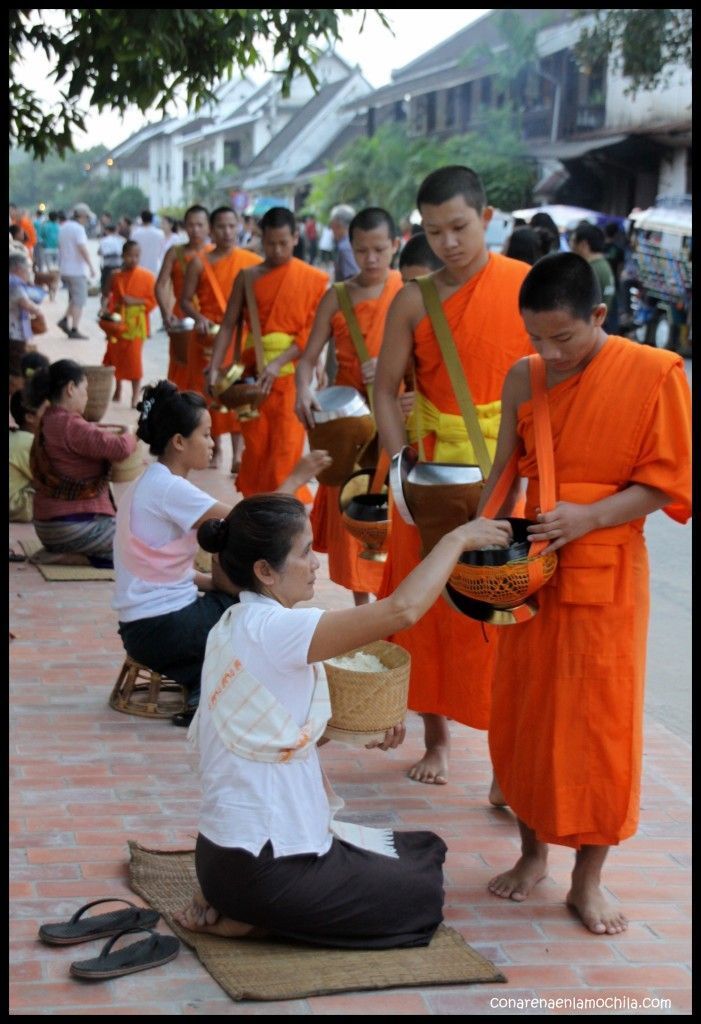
[69,926,180,980]
[9,549,26,563]
[38,898,160,946]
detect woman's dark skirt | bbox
[119,591,237,698]
[196,830,447,950]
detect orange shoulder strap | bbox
[200,257,227,316]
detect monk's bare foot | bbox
[488,774,507,807]
[408,745,449,785]
[488,853,548,902]
[173,890,256,938]
[566,884,628,935]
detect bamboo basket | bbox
[98,423,147,482]
[323,640,410,746]
[83,365,115,422]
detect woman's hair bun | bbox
[197,517,228,554]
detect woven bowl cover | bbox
[83,365,116,422]
[449,550,558,608]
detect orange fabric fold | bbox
[489,337,692,848]
[167,244,214,389]
[190,248,262,437]
[237,259,329,501]
[332,271,403,393]
[311,272,402,594]
[378,253,533,728]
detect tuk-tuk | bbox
[626,195,691,356]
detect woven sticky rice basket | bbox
[323,640,410,746]
[83,365,115,422]
[98,424,147,482]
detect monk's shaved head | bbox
[349,207,397,243]
[519,252,602,321]
[398,232,444,272]
[260,207,296,235]
[417,165,486,214]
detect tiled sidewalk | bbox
[9,304,691,1015]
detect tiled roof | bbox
[243,76,351,172]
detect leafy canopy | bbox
[574,10,692,96]
[308,114,536,221]
[10,9,388,160]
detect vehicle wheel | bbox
[645,308,679,351]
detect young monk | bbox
[374,166,533,789]
[479,252,691,934]
[181,207,262,473]
[207,207,329,501]
[155,204,212,392]
[103,240,156,408]
[295,207,402,605]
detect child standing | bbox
[103,240,156,408]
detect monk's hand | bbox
[259,360,282,395]
[366,721,406,751]
[195,315,210,335]
[397,390,415,418]
[456,517,512,552]
[528,502,597,553]
[360,357,378,385]
[295,387,321,430]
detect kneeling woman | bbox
[175,494,512,948]
[29,359,136,566]
[113,380,329,725]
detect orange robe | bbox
[192,248,262,438]
[378,253,532,729]
[167,243,214,391]
[103,267,156,381]
[310,271,403,593]
[489,338,691,848]
[237,258,329,501]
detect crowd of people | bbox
[10,168,691,952]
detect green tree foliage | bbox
[104,186,151,221]
[9,145,112,213]
[9,9,388,160]
[309,115,536,221]
[574,10,692,96]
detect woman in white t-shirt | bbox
[174,492,513,947]
[113,380,331,726]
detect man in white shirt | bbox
[131,210,165,275]
[57,202,96,339]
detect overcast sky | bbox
[18,10,490,150]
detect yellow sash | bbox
[121,304,147,342]
[406,391,501,464]
[245,331,296,376]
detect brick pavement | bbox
[9,296,691,1014]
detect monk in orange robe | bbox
[155,204,213,392]
[296,208,402,604]
[478,252,691,935]
[374,166,532,789]
[103,240,156,408]
[181,206,262,473]
[209,207,328,502]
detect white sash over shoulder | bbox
[188,603,397,858]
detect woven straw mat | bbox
[19,538,115,581]
[128,841,506,1002]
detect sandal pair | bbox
[38,898,179,980]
